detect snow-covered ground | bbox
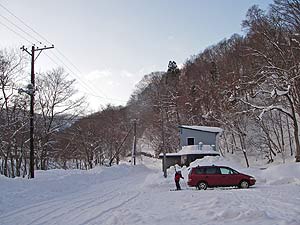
[0,156,300,225]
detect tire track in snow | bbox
[38,177,142,225]
[28,190,124,225]
[5,172,145,225]
[1,166,152,225]
[78,191,141,225]
[0,189,120,225]
[211,185,300,225]
[0,178,133,225]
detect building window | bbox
[187,137,195,145]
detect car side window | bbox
[220,168,232,175]
[194,167,205,174]
[206,167,219,174]
[220,168,238,175]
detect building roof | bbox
[179,125,223,133]
[159,145,220,157]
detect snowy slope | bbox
[0,156,300,225]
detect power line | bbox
[0,7,109,100]
[0,14,41,44]
[0,2,126,105]
[0,9,108,98]
[0,20,33,44]
[0,2,111,100]
[0,19,125,104]
[0,1,107,98]
[43,52,126,103]
[82,92,128,103]
[53,48,109,98]
[43,52,87,88]
[52,50,109,98]
[43,51,104,97]
[0,2,53,46]
[0,4,110,99]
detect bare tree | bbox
[34,67,86,170]
[0,48,28,177]
[241,3,300,161]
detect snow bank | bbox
[0,164,150,215]
[258,163,300,185]
[166,155,300,186]
[1,156,300,225]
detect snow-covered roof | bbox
[179,125,223,133]
[159,145,220,157]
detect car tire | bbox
[197,181,207,190]
[239,180,249,189]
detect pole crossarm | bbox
[35,45,54,61]
[21,45,54,61]
[20,45,31,56]
[36,45,54,51]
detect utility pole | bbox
[21,44,54,178]
[161,105,167,178]
[132,119,137,165]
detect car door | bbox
[219,167,239,186]
[190,167,206,186]
[204,167,221,186]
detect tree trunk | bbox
[231,133,237,154]
[10,154,15,178]
[4,156,8,177]
[0,159,3,175]
[293,119,300,162]
[16,156,21,177]
[23,157,27,178]
[243,150,249,168]
[76,159,79,169]
[224,132,230,153]
[239,134,249,167]
[279,114,285,163]
[89,160,93,169]
[286,95,300,162]
[286,115,293,156]
[289,102,300,162]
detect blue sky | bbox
[0,0,272,111]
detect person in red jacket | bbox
[174,171,184,190]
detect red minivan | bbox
[187,165,256,190]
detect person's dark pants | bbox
[175,181,181,190]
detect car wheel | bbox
[197,181,207,190]
[239,180,249,189]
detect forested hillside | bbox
[1,0,300,177]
